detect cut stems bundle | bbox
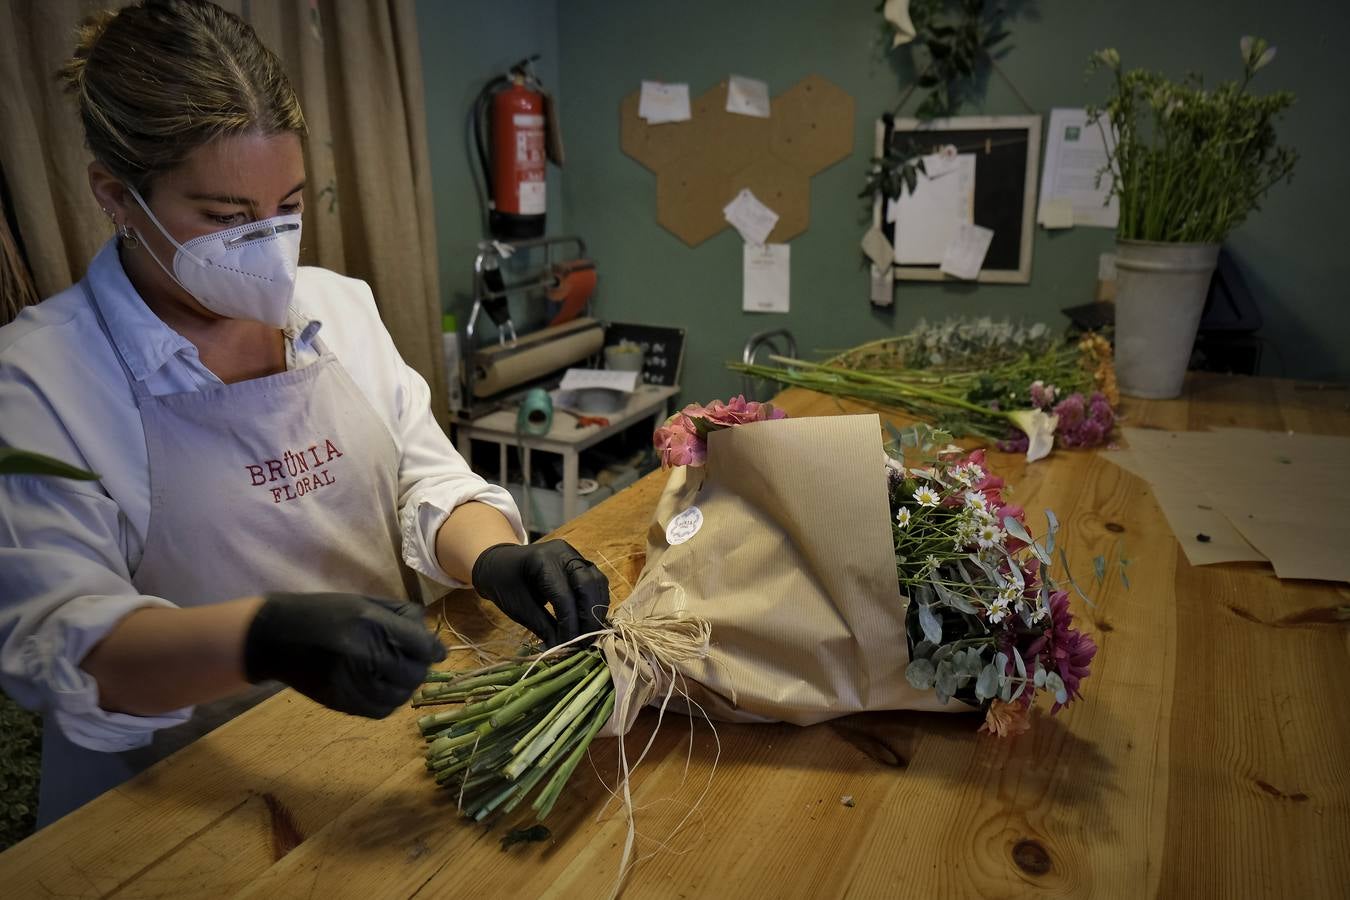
[416,649,615,823]
[730,355,1018,441]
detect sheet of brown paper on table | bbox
[599,414,957,735]
[1102,447,1266,566]
[1214,503,1350,582]
[1108,427,1350,581]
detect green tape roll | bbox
[516,388,553,436]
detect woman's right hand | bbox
[244,592,446,718]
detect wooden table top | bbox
[3,372,1347,898]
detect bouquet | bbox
[729,317,1118,460]
[412,397,1096,867]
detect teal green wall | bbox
[419,1,1350,404]
[415,0,563,336]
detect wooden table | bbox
[3,373,1347,898]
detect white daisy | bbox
[895,507,912,527]
[924,554,941,571]
[976,523,1005,549]
[913,486,940,507]
[988,597,1011,624]
[963,490,988,512]
[999,584,1022,604]
[1031,602,1049,623]
[953,465,975,487]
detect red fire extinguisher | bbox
[473,56,561,241]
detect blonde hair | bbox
[59,0,307,193]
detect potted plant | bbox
[1089,38,1297,399]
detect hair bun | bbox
[57,9,118,94]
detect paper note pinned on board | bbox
[1041,198,1074,229]
[1037,107,1119,228]
[860,226,893,269]
[893,153,976,265]
[921,145,961,178]
[559,368,640,393]
[743,243,790,313]
[939,223,994,280]
[726,75,771,118]
[639,81,691,124]
[723,188,779,246]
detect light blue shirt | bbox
[0,240,522,751]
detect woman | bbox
[0,0,607,826]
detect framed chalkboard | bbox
[877,115,1041,284]
[603,322,686,387]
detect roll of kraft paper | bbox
[473,319,604,398]
[516,388,553,436]
[547,259,597,327]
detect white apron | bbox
[37,281,417,825]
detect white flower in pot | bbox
[1088,38,1297,398]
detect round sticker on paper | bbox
[665,506,704,546]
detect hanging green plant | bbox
[863,1,1016,214]
[878,0,1012,121]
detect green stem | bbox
[534,690,616,821]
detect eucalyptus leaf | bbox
[999,678,1013,702]
[932,643,957,665]
[1058,547,1097,608]
[1034,664,1046,688]
[1012,646,1027,680]
[918,603,943,645]
[906,658,937,690]
[932,577,977,614]
[886,422,909,452]
[1044,670,1068,705]
[0,448,99,481]
[911,639,936,661]
[975,662,999,701]
[1092,554,1107,583]
[935,660,958,698]
[1044,509,1059,555]
[1011,680,1026,702]
[994,651,1008,676]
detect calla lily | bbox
[1241,35,1276,71]
[884,0,917,48]
[1094,47,1120,69]
[1008,409,1059,463]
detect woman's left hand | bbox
[470,540,609,647]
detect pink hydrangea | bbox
[652,395,788,469]
[653,414,707,468]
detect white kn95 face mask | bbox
[125,184,302,327]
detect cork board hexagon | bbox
[620,91,709,172]
[730,155,811,244]
[656,155,734,248]
[769,75,855,173]
[620,74,854,247]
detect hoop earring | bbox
[116,222,139,249]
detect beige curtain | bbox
[0,0,446,419]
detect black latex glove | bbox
[243,592,446,718]
[471,540,609,647]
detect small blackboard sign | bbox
[603,322,685,387]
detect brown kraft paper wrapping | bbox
[600,414,956,735]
